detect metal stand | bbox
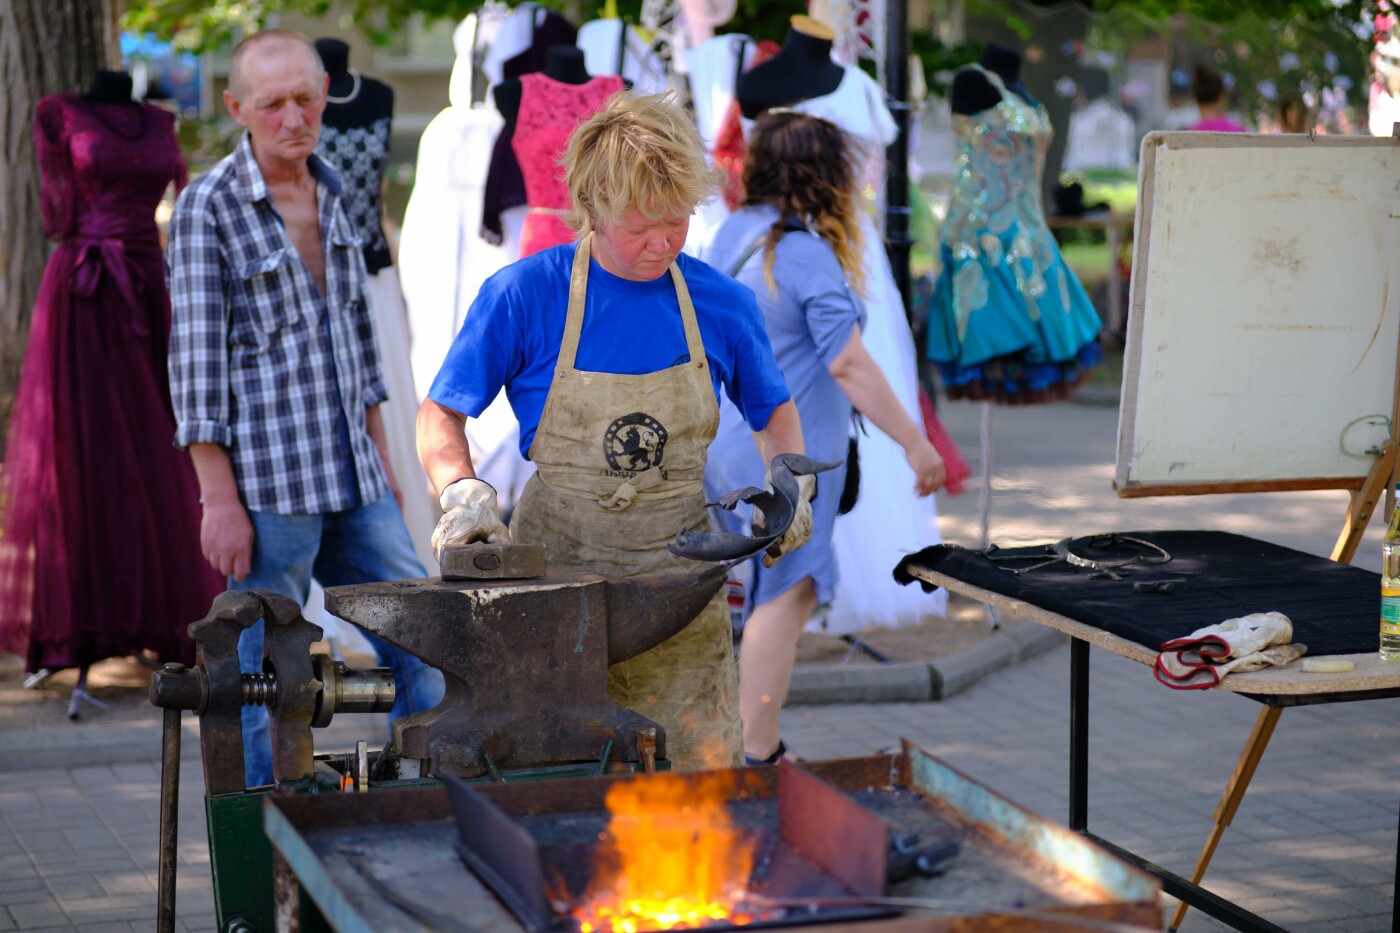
[978,401,1001,629]
[157,665,184,933]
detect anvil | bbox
[323,564,729,778]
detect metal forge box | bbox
[262,741,1160,932]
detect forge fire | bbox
[564,772,766,933]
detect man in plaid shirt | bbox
[167,29,440,788]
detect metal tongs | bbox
[668,453,842,563]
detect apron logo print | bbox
[604,413,669,472]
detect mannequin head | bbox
[85,69,134,103]
[543,44,590,84]
[735,16,844,118]
[980,43,1022,86]
[789,14,834,42]
[314,38,350,77]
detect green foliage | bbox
[1085,0,1371,128]
[123,0,806,53]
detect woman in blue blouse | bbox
[703,111,945,765]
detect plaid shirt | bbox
[167,134,388,515]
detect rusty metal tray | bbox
[263,741,1161,933]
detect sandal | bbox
[744,740,789,767]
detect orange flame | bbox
[570,772,759,933]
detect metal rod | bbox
[156,698,182,933]
[1085,831,1290,933]
[1393,799,1400,933]
[979,401,1001,629]
[1069,638,1089,832]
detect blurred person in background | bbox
[1188,64,1246,132]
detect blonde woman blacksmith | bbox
[417,92,808,768]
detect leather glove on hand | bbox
[756,472,816,569]
[431,478,511,561]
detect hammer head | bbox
[439,543,547,581]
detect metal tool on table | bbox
[668,452,842,563]
[981,533,1173,579]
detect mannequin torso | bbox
[494,45,591,129]
[735,18,843,120]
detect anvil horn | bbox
[606,563,729,664]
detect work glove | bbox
[1155,643,1307,690]
[1160,611,1293,662]
[431,478,510,561]
[755,472,816,569]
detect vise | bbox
[148,558,729,932]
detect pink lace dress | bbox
[511,73,623,257]
[0,94,221,671]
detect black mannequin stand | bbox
[494,45,591,128]
[736,16,843,119]
[84,69,134,103]
[949,42,1029,116]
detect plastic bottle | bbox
[1382,486,1400,660]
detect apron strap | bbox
[668,261,707,373]
[558,233,707,376]
[556,233,593,373]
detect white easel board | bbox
[1116,131,1400,497]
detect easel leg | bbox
[1330,440,1395,564]
[978,400,1001,629]
[1167,705,1283,932]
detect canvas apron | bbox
[509,234,743,770]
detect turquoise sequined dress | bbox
[926,67,1102,402]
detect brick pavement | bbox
[2,399,1397,930]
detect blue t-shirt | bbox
[429,242,791,458]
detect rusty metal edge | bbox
[445,775,553,933]
[262,795,381,933]
[899,739,1160,906]
[777,760,889,897]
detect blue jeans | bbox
[230,494,444,787]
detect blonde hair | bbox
[742,111,866,296]
[564,91,722,235]
[228,29,323,100]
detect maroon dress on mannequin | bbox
[0,93,221,671]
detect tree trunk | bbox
[0,0,116,448]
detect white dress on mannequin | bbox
[789,65,948,630]
[578,19,669,93]
[681,34,757,255]
[399,13,535,513]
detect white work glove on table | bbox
[1161,611,1293,662]
[1153,611,1304,690]
[756,472,816,569]
[431,478,510,561]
